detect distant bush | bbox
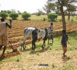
[21,12,31,20]
[36,12,41,16]
[9,12,19,20]
[59,19,62,22]
[48,13,58,21]
[0,12,8,19]
[43,18,47,21]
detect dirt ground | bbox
[0,20,77,70]
[6,21,77,49]
[0,48,77,70]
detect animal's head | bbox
[35,28,40,33]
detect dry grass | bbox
[0,32,77,70]
[0,49,77,70]
[0,19,77,70]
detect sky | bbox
[0,0,47,13]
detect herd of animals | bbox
[21,23,53,50]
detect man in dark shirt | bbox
[0,18,12,56]
[61,30,68,57]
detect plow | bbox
[8,40,22,52]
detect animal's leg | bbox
[34,40,37,50]
[42,39,45,49]
[32,40,34,50]
[22,36,27,50]
[32,39,37,50]
[0,45,3,49]
[2,46,6,56]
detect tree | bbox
[66,4,77,20]
[17,10,21,15]
[22,12,31,20]
[48,13,58,21]
[43,0,55,14]
[7,10,11,14]
[0,12,8,19]
[38,9,45,15]
[9,12,19,20]
[36,12,41,16]
[47,0,77,30]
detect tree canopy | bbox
[44,0,77,30]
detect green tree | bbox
[0,12,8,19]
[36,12,41,16]
[43,0,55,14]
[66,4,77,20]
[22,12,31,20]
[9,12,19,20]
[47,0,77,30]
[48,13,58,21]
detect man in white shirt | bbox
[48,23,53,44]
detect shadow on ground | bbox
[29,46,50,54]
[62,56,70,63]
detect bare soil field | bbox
[0,20,77,70]
[6,20,77,47]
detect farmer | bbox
[0,18,12,56]
[61,30,68,57]
[48,23,53,44]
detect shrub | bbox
[43,18,47,21]
[36,52,40,56]
[67,56,71,60]
[16,58,20,62]
[36,12,41,16]
[0,12,8,19]
[48,13,58,21]
[21,12,31,20]
[9,12,19,20]
[52,63,55,68]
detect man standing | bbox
[48,23,53,44]
[0,18,12,56]
[61,30,68,57]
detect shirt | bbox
[0,22,12,36]
[0,22,7,36]
[61,34,68,46]
[48,25,53,35]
